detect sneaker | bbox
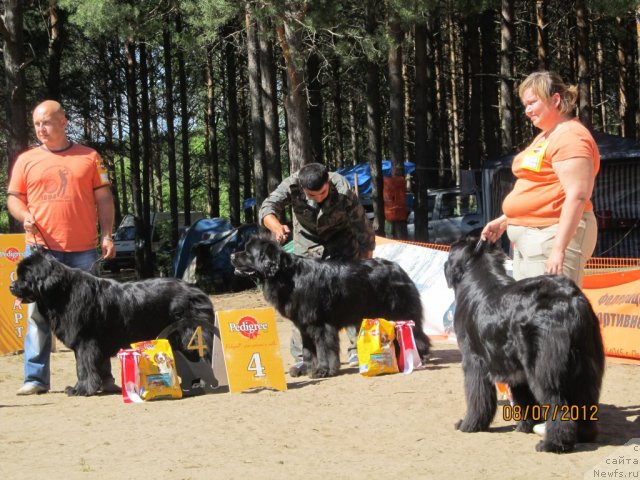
[348,353,359,367]
[533,423,546,437]
[16,383,48,396]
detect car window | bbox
[427,195,435,220]
[440,193,478,219]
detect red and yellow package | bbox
[130,339,182,401]
[356,318,399,377]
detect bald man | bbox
[7,100,117,395]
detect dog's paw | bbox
[289,363,308,377]
[454,418,485,432]
[100,378,122,394]
[516,419,535,433]
[65,385,98,397]
[310,367,332,378]
[64,385,80,396]
[535,440,573,453]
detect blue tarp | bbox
[172,217,232,278]
[337,160,416,196]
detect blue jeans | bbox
[23,247,98,388]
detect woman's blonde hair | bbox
[518,71,578,115]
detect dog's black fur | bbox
[444,238,605,453]
[231,233,430,378]
[10,251,216,396]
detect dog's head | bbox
[230,232,285,279]
[9,251,66,303]
[444,237,505,289]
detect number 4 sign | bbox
[213,307,287,393]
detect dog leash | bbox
[31,222,104,275]
[473,238,486,254]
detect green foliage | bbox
[587,0,640,16]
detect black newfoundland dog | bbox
[444,238,605,453]
[230,233,431,378]
[10,251,216,397]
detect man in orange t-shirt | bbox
[7,100,116,396]
[482,71,599,287]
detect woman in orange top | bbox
[481,71,599,287]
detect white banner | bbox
[374,242,456,340]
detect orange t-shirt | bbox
[502,119,600,227]
[7,143,111,251]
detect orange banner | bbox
[583,270,640,360]
[0,235,28,355]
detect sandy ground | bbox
[0,288,638,480]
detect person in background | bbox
[259,162,375,375]
[481,71,600,436]
[7,100,117,395]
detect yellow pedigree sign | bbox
[0,235,28,355]
[214,307,287,393]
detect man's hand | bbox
[101,236,116,259]
[273,224,290,244]
[263,214,290,244]
[23,213,35,234]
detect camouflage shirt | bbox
[258,171,375,260]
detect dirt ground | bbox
[0,288,638,480]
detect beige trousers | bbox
[507,211,598,287]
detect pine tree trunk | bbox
[480,8,500,159]
[246,7,267,209]
[388,19,407,239]
[162,28,180,248]
[176,15,191,226]
[258,20,281,194]
[465,13,482,171]
[205,49,220,218]
[138,42,154,277]
[308,52,323,163]
[276,15,312,172]
[365,0,384,235]
[148,55,163,212]
[576,0,592,128]
[2,0,28,232]
[330,58,344,169]
[500,0,515,154]
[535,0,547,70]
[414,22,429,242]
[225,24,241,225]
[47,0,63,100]
[447,12,460,183]
[124,40,145,277]
[98,42,121,225]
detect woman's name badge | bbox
[520,140,548,172]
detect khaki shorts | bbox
[507,211,597,287]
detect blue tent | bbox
[337,160,416,195]
[172,217,232,278]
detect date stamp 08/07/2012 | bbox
[502,404,599,422]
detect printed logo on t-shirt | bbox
[520,139,549,173]
[41,165,70,201]
[96,160,110,184]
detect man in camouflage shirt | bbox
[258,163,375,371]
[259,163,375,260]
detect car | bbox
[406,187,484,244]
[103,211,205,272]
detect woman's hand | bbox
[481,215,508,243]
[545,248,565,275]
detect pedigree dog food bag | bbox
[356,318,399,377]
